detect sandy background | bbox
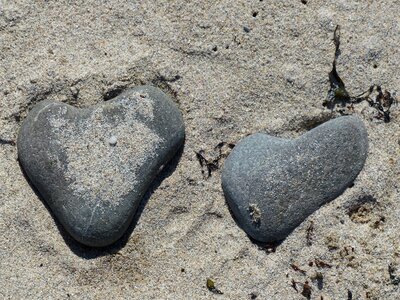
[0,0,399,299]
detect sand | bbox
[0,0,399,299]
[47,96,161,206]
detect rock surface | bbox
[1,1,400,299]
[222,116,368,243]
[17,86,185,247]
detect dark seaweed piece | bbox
[195,142,235,179]
[314,259,332,269]
[326,25,351,109]
[348,290,353,300]
[215,141,235,153]
[291,264,306,275]
[372,87,397,122]
[357,85,397,123]
[324,25,397,123]
[195,150,219,178]
[0,138,16,146]
[291,279,299,292]
[291,279,312,298]
[388,264,400,285]
[301,281,312,299]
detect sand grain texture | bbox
[1,0,399,299]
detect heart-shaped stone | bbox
[221,116,368,243]
[18,86,185,247]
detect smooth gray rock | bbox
[221,116,368,243]
[18,85,185,247]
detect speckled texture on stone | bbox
[222,116,368,243]
[1,1,400,299]
[17,85,185,247]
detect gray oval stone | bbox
[221,116,368,243]
[18,85,185,247]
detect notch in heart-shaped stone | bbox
[221,116,368,243]
[18,85,185,247]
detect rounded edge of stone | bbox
[221,133,271,243]
[126,84,185,142]
[17,100,58,152]
[71,229,127,248]
[328,115,369,166]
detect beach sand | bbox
[0,1,399,299]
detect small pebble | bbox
[108,136,117,146]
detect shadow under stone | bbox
[18,145,184,259]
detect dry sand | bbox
[0,0,399,299]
